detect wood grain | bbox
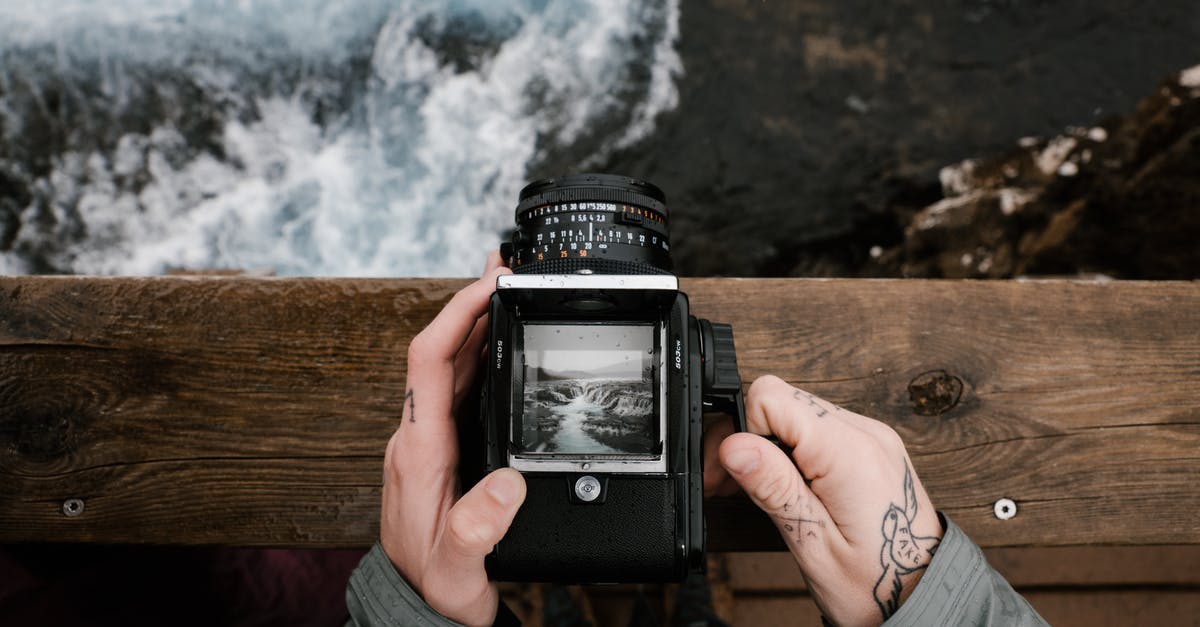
[725,546,1200,591]
[729,592,1200,627]
[1,277,1197,548]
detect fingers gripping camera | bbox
[474,174,746,584]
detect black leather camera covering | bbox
[486,474,680,582]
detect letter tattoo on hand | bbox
[793,388,833,417]
[873,463,940,620]
[405,389,415,423]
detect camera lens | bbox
[508,173,672,275]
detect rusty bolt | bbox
[62,498,85,517]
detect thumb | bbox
[719,433,842,553]
[703,417,739,497]
[442,468,526,560]
[425,469,526,626]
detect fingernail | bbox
[487,473,520,506]
[724,447,760,475]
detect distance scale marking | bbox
[515,202,670,264]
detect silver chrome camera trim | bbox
[508,324,669,474]
[497,274,678,291]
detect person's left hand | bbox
[379,252,526,627]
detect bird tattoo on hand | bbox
[873,463,940,620]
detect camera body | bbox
[476,174,744,584]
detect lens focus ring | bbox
[509,174,672,275]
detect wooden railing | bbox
[2,277,1197,550]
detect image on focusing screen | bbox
[520,324,656,455]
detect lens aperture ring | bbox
[512,200,671,274]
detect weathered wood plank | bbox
[725,546,1200,591]
[1,277,1197,548]
[730,592,1200,627]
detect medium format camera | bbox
[478,173,746,583]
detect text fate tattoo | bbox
[873,463,940,620]
[405,389,415,423]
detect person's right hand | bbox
[713,375,944,626]
[379,253,525,627]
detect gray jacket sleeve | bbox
[884,515,1048,626]
[345,516,1044,627]
[345,543,466,627]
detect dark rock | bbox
[0,164,31,250]
[597,0,1200,278]
[884,65,1200,280]
[412,9,523,75]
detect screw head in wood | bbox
[993,498,1017,520]
[62,498,85,517]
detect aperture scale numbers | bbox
[518,202,669,263]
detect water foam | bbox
[0,0,682,276]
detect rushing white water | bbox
[550,402,622,454]
[0,0,682,276]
